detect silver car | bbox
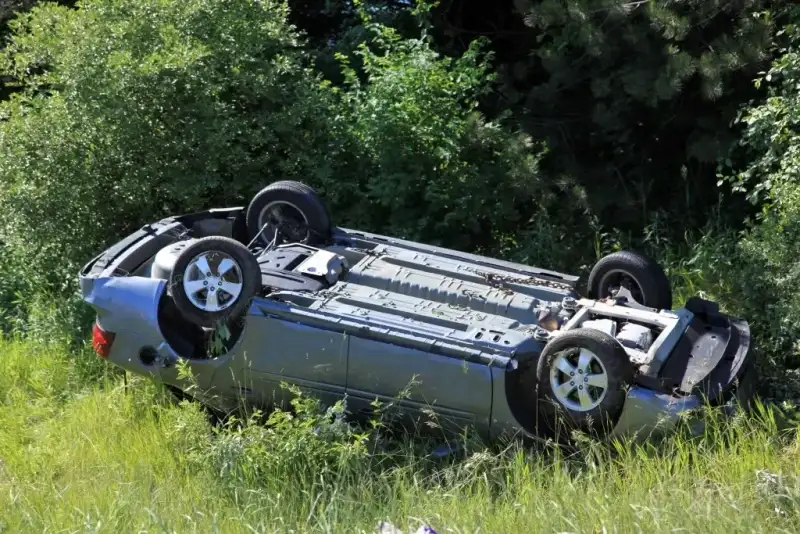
[78,180,756,442]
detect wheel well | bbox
[503,355,543,436]
[156,292,246,360]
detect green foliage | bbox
[673,5,800,396]
[726,8,800,373]
[0,0,325,285]
[0,0,332,331]
[726,7,800,206]
[289,1,784,233]
[443,0,776,231]
[316,18,585,257]
[195,384,371,493]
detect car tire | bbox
[535,328,634,438]
[245,180,331,247]
[169,236,261,328]
[587,250,672,310]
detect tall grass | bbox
[1,337,799,533]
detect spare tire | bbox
[170,236,261,328]
[587,250,672,310]
[535,328,634,437]
[245,180,331,247]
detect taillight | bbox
[92,322,116,359]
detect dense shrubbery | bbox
[642,5,800,399]
[313,18,592,258]
[721,7,800,388]
[0,0,327,287]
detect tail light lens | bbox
[92,322,116,359]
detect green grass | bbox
[1,337,800,533]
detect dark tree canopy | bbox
[3,1,784,235]
[281,0,780,230]
[427,0,778,229]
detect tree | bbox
[423,0,777,232]
[0,1,76,98]
[317,14,558,251]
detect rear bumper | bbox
[79,207,246,279]
[81,275,179,377]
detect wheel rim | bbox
[597,269,645,304]
[257,200,310,244]
[549,347,609,412]
[182,251,244,312]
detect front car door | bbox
[345,336,493,437]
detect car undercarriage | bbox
[79,180,756,442]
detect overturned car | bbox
[79,180,755,441]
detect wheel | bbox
[535,328,634,437]
[245,180,331,247]
[587,250,672,310]
[169,236,261,328]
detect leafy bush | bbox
[310,14,593,264]
[0,0,332,307]
[729,10,800,359]
[697,5,800,397]
[0,0,339,339]
[192,385,371,494]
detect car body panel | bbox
[78,207,757,442]
[237,312,349,408]
[346,335,494,435]
[331,226,580,286]
[82,275,170,380]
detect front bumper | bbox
[608,356,758,440]
[490,309,757,443]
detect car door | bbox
[345,336,493,435]
[227,305,349,410]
